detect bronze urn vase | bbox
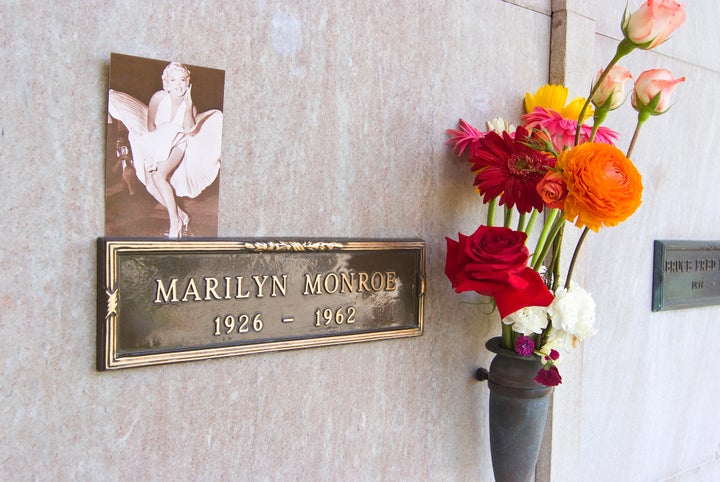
[477,337,553,482]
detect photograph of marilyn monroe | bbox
[106,53,224,238]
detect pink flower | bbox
[515,335,535,357]
[521,107,619,152]
[632,69,686,115]
[547,349,560,361]
[534,365,562,387]
[446,119,485,156]
[622,0,686,49]
[591,66,633,110]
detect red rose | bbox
[445,225,554,318]
[446,225,529,293]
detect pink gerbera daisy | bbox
[521,107,619,152]
[446,118,485,156]
[470,127,555,214]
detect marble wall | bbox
[3,0,718,480]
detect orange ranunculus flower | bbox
[557,143,643,232]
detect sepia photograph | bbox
[106,53,224,237]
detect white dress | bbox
[108,89,223,198]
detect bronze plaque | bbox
[652,240,720,311]
[98,238,425,369]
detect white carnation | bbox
[502,305,549,335]
[547,282,597,349]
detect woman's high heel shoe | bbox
[167,222,183,239]
[178,210,190,237]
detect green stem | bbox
[517,212,527,232]
[551,225,564,292]
[532,213,566,272]
[574,83,603,146]
[626,115,648,159]
[589,108,607,143]
[531,209,559,268]
[589,123,599,143]
[501,322,514,350]
[538,324,552,350]
[524,210,539,236]
[565,227,590,289]
[504,205,513,228]
[487,198,497,226]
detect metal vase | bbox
[483,337,553,482]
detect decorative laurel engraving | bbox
[106,288,118,319]
[240,241,343,252]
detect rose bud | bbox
[622,0,686,50]
[536,171,567,210]
[591,66,633,111]
[631,69,685,116]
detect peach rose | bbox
[557,143,643,232]
[632,69,685,115]
[536,171,567,209]
[591,66,633,110]
[622,0,686,49]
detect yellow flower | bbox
[524,84,593,121]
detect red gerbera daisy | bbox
[470,127,555,214]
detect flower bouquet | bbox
[446,2,686,479]
[446,0,686,387]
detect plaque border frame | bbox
[652,239,720,312]
[97,238,425,370]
